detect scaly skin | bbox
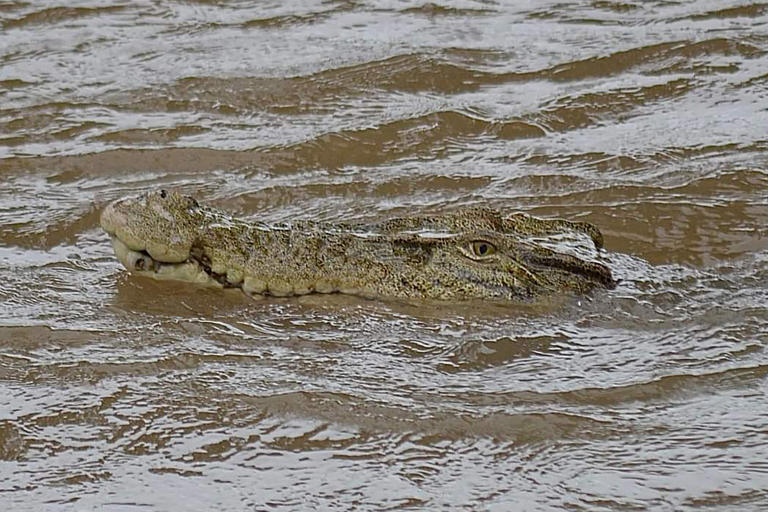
[100,189,616,301]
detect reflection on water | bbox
[1,0,768,510]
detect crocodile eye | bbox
[471,240,496,257]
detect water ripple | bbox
[2,0,768,509]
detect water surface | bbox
[1,1,768,510]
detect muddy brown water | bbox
[1,1,768,510]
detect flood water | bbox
[1,1,768,510]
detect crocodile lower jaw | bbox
[108,235,349,297]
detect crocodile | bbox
[100,189,616,302]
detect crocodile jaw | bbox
[109,235,223,288]
[107,234,331,296]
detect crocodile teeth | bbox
[110,236,155,272]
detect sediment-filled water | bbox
[1,1,767,510]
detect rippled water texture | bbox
[2,1,768,510]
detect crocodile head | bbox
[101,189,221,286]
[101,189,616,301]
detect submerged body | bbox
[100,189,616,302]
